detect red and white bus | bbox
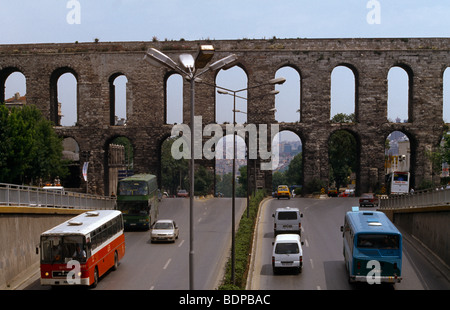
[39,210,125,287]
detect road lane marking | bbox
[310,259,314,269]
[163,258,172,270]
[178,239,185,247]
[304,239,309,247]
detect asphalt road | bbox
[247,197,450,290]
[24,197,246,290]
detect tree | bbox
[160,137,188,194]
[285,152,303,185]
[0,103,68,184]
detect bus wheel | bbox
[91,267,99,288]
[113,251,119,271]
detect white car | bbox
[150,219,179,243]
[272,234,303,274]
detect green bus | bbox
[117,174,159,230]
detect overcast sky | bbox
[1,0,449,138]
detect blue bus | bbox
[340,207,402,284]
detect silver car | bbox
[150,219,179,243]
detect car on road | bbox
[177,189,188,197]
[272,234,303,275]
[150,219,179,242]
[273,207,303,236]
[277,185,290,199]
[359,193,379,207]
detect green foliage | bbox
[160,137,189,194]
[0,103,68,184]
[271,152,303,190]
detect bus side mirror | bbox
[340,226,344,232]
[300,213,303,218]
[272,214,274,218]
[301,242,304,246]
[36,246,39,255]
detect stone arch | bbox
[0,66,27,104]
[387,64,413,123]
[215,65,249,124]
[443,67,450,123]
[328,128,361,195]
[50,67,78,126]
[164,72,183,125]
[61,137,81,188]
[271,130,303,192]
[274,65,301,123]
[215,133,248,197]
[109,72,128,126]
[330,64,358,121]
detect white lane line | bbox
[310,259,314,269]
[163,258,172,270]
[178,239,185,247]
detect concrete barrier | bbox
[381,206,450,271]
[0,207,86,289]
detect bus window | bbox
[357,234,399,249]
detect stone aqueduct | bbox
[0,38,449,195]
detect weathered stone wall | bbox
[1,38,449,195]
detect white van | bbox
[272,234,303,274]
[272,207,303,236]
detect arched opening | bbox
[443,67,450,123]
[388,66,411,123]
[215,134,247,197]
[165,73,183,124]
[384,131,412,193]
[271,130,303,196]
[330,65,357,121]
[109,74,128,126]
[328,129,359,196]
[215,66,248,124]
[50,68,78,126]
[160,135,189,196]
[2,70,27,106]
[274,66,301,123]
[61,137,81,189]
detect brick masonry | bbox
[1,38,449,195]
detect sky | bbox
[1,0,450,140]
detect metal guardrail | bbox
[0,183,116,210]
[379,187,450,209]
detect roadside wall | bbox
[384,207,450,268]
[0,207,84,289]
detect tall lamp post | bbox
[144,46,238,290]
[214,77,285,284]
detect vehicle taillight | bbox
[357,261,361,269]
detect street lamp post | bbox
[214,78,285,284]
[144,46,238,290]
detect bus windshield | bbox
[41,235,87,264]
[393,173,408,182]
[118,181,148,196]
[356,234,399,249]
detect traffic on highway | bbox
[24,196,449,291]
